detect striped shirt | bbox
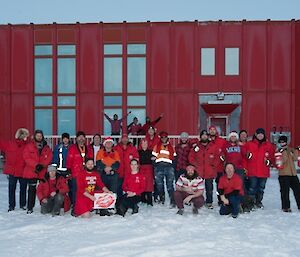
[176,174,205,192]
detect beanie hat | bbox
[278,135,288,143]
[47,164,57,173]
[76,131,86,138]
[61,132,70,140]
[103,137,114,146]
[255,128,265,135]
[200,130,208,137]
[180,132,189,139]
[228,131,239,140]
[15,128,29,140]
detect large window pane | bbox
[201,48,215,76]
[57,96,76,106]
[58,45,76,55]
[35,58,53,93]
[225,48,239,75]
[34,45,52,56]
[57,58,76,93]
[104,44,122,55]
[104,58,122,93]
[127,44,146,55]
[104,96,122,106]
[127,108,146,125]
[127,96,146,106]
[35,109,53,135]
[127,57,146,93]
[103,108,122,135]
[35,96,52,107]
[57,109,76,136]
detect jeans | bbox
[27,178,38,211]
[117,177,124,198]
[154,163,175,199]
[248,177,267,204]
[220,195,242,216]
[278,176,300,210]
[8,175,27,209]
[205,178,214,204]
[41,193,64,214]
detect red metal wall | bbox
[0,21,298,145]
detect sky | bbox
[0,0,299,25]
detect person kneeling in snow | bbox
[37,164,71,216]
[218,163,244,218]
[174,164,205,215]
[75,158,112,218]
[116,159,146,216]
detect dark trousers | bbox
[119,194,141,210]
[117,177,124,198]
[278,176,300,210]
[220,195,242,216]
[174,191,204,209]
[141,192,153,205]
[205,178,214,204]
[41,193,64,214]
[69,178,77,206]
[248,177,267,204]
[27,178,38,211]
[100,172,118,194]
[8,175,27,209]
[215,173,223,204]
[175,169,185,183]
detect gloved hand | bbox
[246,152,252,160]
[265,159,271,167]
[295,146,300,151]
[35,164,44,173]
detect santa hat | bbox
[15,128,29,140]
[103,137,114,146]
[228,131,239,140]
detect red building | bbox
[0,20,300,145]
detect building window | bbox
[225,48,239,75]
[34,44,76,135]
[201,48,215,76]
[103,43,146,134]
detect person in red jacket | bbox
[0,128,29,212]
[218,163,244,218]
[37,164,71,216]
[245,128,275,209]
[114,134,139,196]
[127,117,142,146]
[138,113,164,135]
[23,130,53,214]
[75,158,112,218]
[188,130,218,209]
[116,159,146,216]
[66,131,93,213]
[144,126,160,151]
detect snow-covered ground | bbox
[0,170,300,257]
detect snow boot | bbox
[177,209,184,215]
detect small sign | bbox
[93,193,116,209]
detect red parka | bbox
[210,136,226,173]
[122,173,146,195]
[114,143,139,178]
[188,142,218,179]
[37,176,71,212]
[66,144,93,178]
[245,139,275,178]
[23,141,53,180]
[0,139,28,177]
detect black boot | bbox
[132,204,139,214]
[116,204,127,217]
[146,192,153,206]
[159,193,165,204]
[255,192,264,209]
[169,191,176,208]
[141,192,147,203]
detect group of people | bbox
[1,123,300,219]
